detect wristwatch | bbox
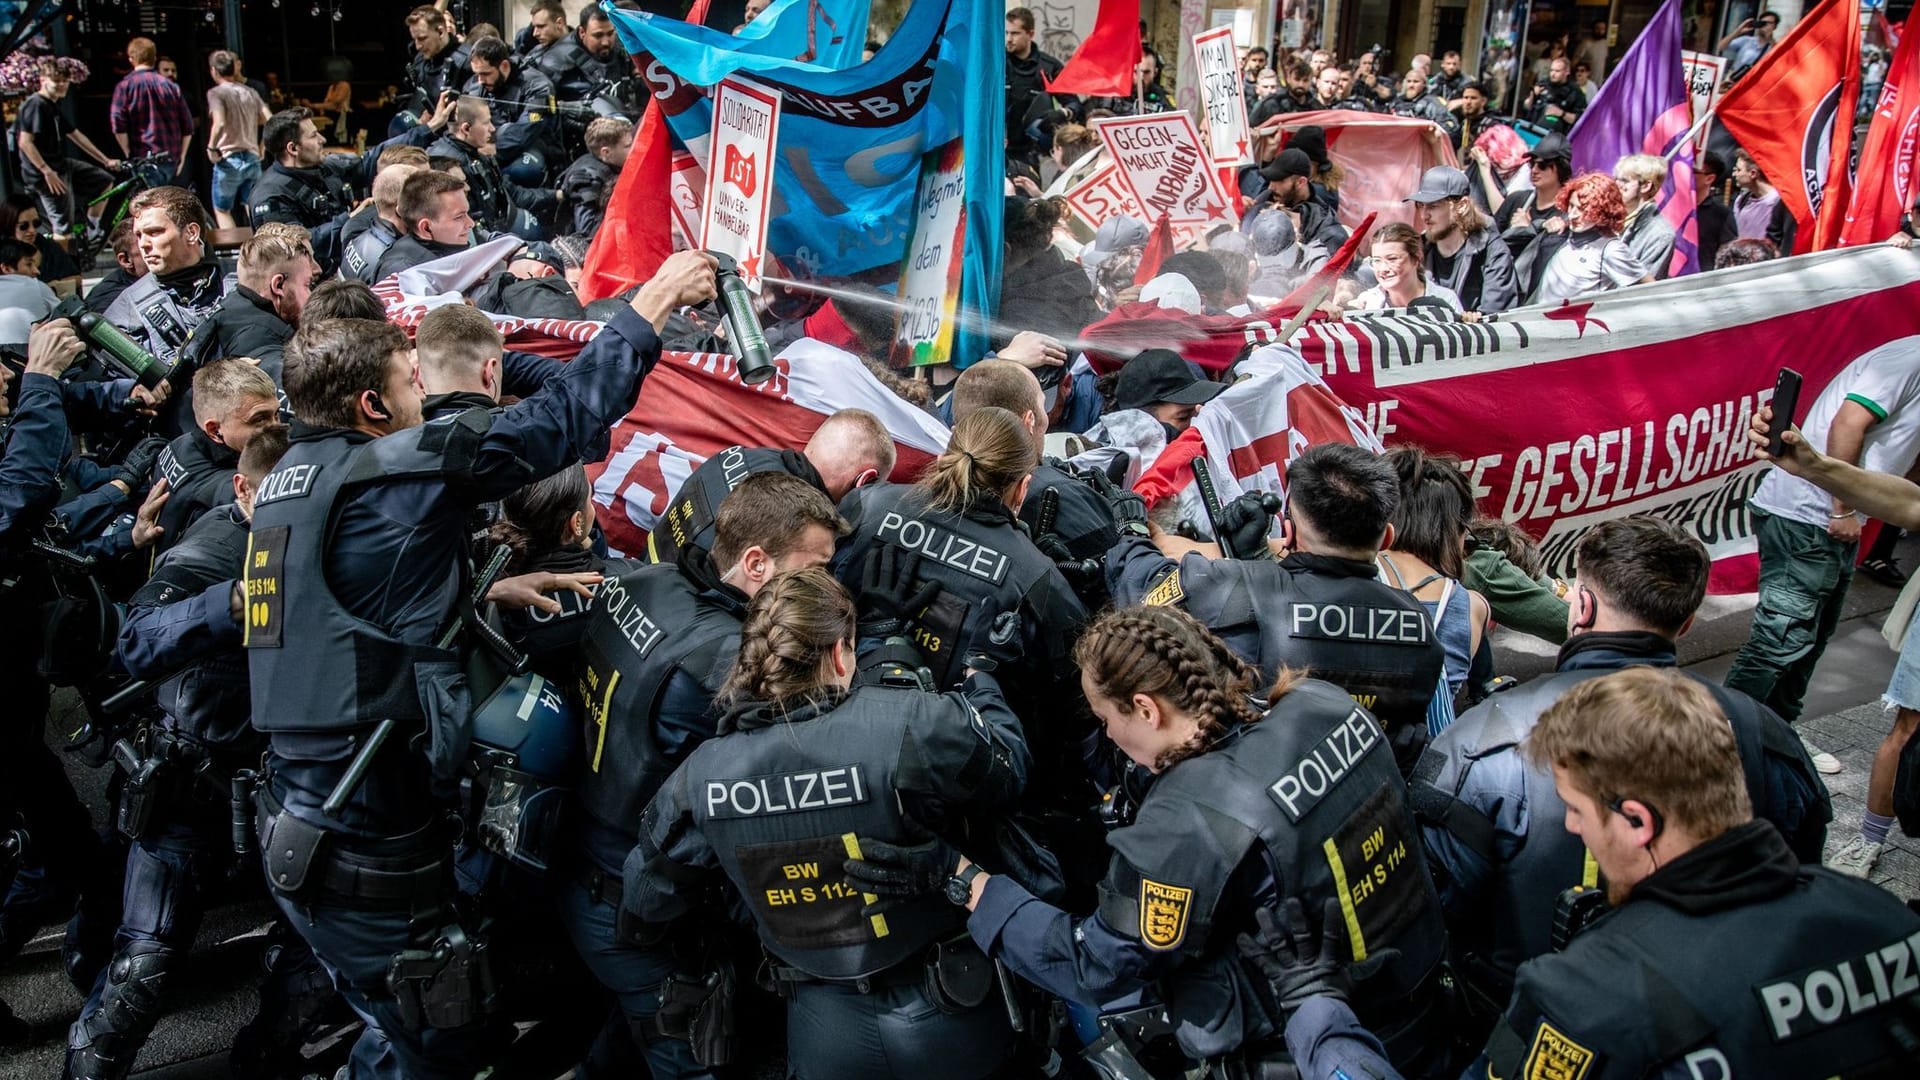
[945,862,986,907]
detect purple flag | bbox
[1568,0,1700,275]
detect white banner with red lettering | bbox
[374,244,951,558]
[1269,247,1920,591]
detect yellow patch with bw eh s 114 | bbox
[1523,1020,1595,1080]
[1138,879,1193,951]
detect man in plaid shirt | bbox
[110,37,193,181]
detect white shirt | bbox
[0,275,58,346]
[1347,281,1463,312]
[1751,337,1920,529]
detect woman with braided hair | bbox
[627,567,1031,1080]
[874,604,1457,1077]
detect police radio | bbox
[1551,884,1608,951]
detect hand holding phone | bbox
[1765,367,1803,458]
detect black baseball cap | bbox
[1114,349,1225,411]
[1260,148,1314,183]
[1035,362,1066,411]
[1406,165,1470,203]
[1529,132,1572,163]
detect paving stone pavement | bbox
[1797,702,1920,900]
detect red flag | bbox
[1132,213,1174,285]
[1716,0,1862,250]
[577,0,713,303]
[1043,2,1141,96]
[1841,20,1920,245]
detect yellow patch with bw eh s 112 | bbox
[1523,1020,1595,1080]
[1138,879,1193,951]
[1142,569,1184,607]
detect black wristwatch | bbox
[945,862,985,907]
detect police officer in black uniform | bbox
[933,605,1454,1077]
[65,428,291,1078]
[647,409,895,566]
[1473,668,1920,1079]
[465,36,560,188]
[1413,517,1832,1023]
[249,110,356,274]
[402,6,472,119]
[564,471,846,1080]
[487,464,637,681]
[244,251,715,1080]
[520,0,598,106]
[431,98,559,239]
[151,360,281,551]
[104,187,230,378]
[628,566,1031,1080]
[946,359,1118,608]
[174,223,315,402]
[1109,443,1446,772]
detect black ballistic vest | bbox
[647,445,820,565]
[1099,679,1449,1062]
[573,563,741,835]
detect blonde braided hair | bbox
[718,568,857,716]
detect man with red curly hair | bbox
[1529,172,1650,304]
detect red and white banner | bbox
[1840,20,1920,247]
[1093,112,1232,227]
[1280,247,1920,591]
[374,242,951,558]
[1255,112,1458,231]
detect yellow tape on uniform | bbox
[1581,849,1599,890]
[841,834,889,939]
[589,670,620,773]
[1322,837,1368,961]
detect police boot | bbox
[229,928,343,1078]
[63,941,175,1080]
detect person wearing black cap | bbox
[1110,348,1224,435]
[1496,133,1572,298]
[1242,148,1350,253]
[1287,126,1342,218]
[1409,165,1518,314]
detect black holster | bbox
[113,736,166,841]
[387,925,495,1031]
[922,934,994,1014]
[654,958,737,1066]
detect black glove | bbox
[1033,532,1103,596]
[1216,491,1282,560]
[1080,464,1148,537]
[842,834,958,916]
[853,545,941,640]
[1237,897,1399,1016]
[113,436,169,492]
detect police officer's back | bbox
[647,409,894,566]
[833,407,1086,779]
[174,224,314,404]
[487,464,639,682]
[950,606,1453,1076]
[562,471,845,1080]
[629,567,1030,1080]
[1475,668,1920,1079]
[249,110,354,273]
[242,252,715,1077]
[1109,443,1445,771]
[1414,517,1832,1020]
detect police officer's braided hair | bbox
[719,568,857,716]
[1075,605,1294,771]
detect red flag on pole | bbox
[1716,0,1863,251]
[577,0,713,303]
[1132,213,1174,285]
[1043,1,1142,96]
[1841,19,1920,246]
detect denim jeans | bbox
[211,151,262,214]
[1726,508,1857,722]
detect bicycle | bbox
[64,152,172,266]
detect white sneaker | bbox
[1828,835,1884,878]
[1801,736,1843,775]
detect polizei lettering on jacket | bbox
[1289,603,1431,645]
[876,511,1010,584]
[705,766,869,820]
[255,463,322,505]
[1268,709,1382,822]
[594,575,664,658]
[1756,930,1920,1041]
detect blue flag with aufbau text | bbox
[1567,0,1699,275]
[608,0,1003,362]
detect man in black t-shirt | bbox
[1005,7,1062,166]
[14,60,120,238]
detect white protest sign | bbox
[1092,112,1233,227]
[891,141,968,367]
[1680,51,1728,154]
[1065,161,1147,229]
[1192,25,1253,166]
[700,78,781,290]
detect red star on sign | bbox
[1234,138,1249,160]
[739,251,761,280]
[1544,300,1610,336]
